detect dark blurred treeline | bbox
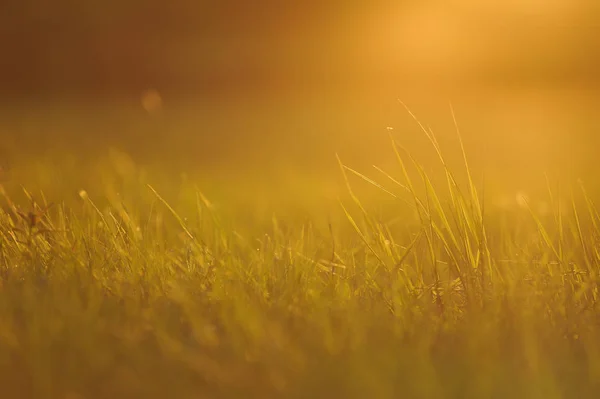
[1,1,600,102]
[0,1,359,100]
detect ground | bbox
[0,104,599,399]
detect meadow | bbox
[1,100,600,399]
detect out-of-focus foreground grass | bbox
[1,126,600,399]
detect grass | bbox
[0,118,599,399]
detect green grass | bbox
[0,124,600,399]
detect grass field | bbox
[1,112,600,399]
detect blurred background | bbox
[1,0,600,203]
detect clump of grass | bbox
[0,115,599,399]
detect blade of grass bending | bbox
[428,103,490,283]
[570,186,592,272]
[395,228,424,289]
[392,138,438,268]
[341,165,403,202]
[390,133,470,285]
[450,103,483,222]
[399,101,480,245]
[545,174,564,261]
[336,153,381,248]
[336,153,370,218]
[579,180,600,238]
[412,146,469,288]
[422,180,442,298]
[337,173,410,259]
[372,165,410,192]
[82,194,110,231]
[524,196,561,262]
[392,137,466,277]
[147,184,195,242]
[414,158,461,254]
[398,100,445,166]
[391,137,427,222]
[339,200,386,267]
[579,181,600,269]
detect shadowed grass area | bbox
[0,121,599,399]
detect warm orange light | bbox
[141,89,163,114]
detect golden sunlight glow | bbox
[365,0,594,87]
